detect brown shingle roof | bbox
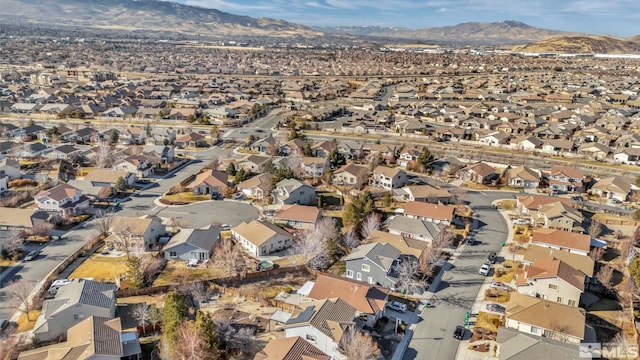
[274,204,321,224]
[506,293,585,340]
[191,169,228,188]
[531,228,591,253]
[522,245,594,277]
[523,257,585,291]
[403,201,455,222]
[517,195,572,211]
[308,273,389,315]
[254,337,330,360]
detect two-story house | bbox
[33,279,118,343]
[237,172,272,200]
[396,185,453,204]
[548,166,585,193]
[535,201,583,232]
[232,220,294,257]
[272,178,317,206]
[112,155,155,178]
[108,216,166,252]
[515,257,585,307]
[343,242,401,288]
[370,166,408,190]
[0,155,21,180]
[301,157,330,179]
[164,226,219,262]
[34,183,90,218]
[255,337,330,360]
[282,298,356,360]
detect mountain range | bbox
[2,0,640,52]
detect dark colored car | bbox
[24,250,40,261]
[487,252,497,264]
[453,325,465,340]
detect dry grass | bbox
[484,289,511,303]
[272,254,304,268]
[161,192,210,204]
[153,261,226,286]
[0,259,14,267]
[69,254,129,282]
[16,310,41,332]
[493,260,521,283]
[117,295,165,306]
[499,200,516,210]
[475,311,504,333]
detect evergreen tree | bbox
[162,291,189,347]
[303,141,314,157]
[195,310,219,353]
[126,255,144,289]
[114,176,127,193]
[270,166,299,187]
[234,167,249,183]
[226,162,237,176]
[343,191,376,228]
[328,148,346,168]
[108,129,119,144]
[417,146,436,173]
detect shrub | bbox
[8,179,39,188]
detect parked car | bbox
[233,192,244,200]
[24,250,40,261]
[490,281,510,292]
[512,218,529,225]
[221,224,231,231]
[485,303,506,313]
[453,325,465,339]
[479,263,491,276]
[48,279,71,295]
[465,237,476,245]
[386,301,407,313]
[487,252,497,264]
[611,198,622,204]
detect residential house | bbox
[363,230,426,259]
[273,204,322,229]
[370,166,408,190]
[108,216,165,252]
[46,144,81,160]
[20,316,141,360]
[343,242,401,287]
[0,156,21,179]
[515,257,585,307]
[307,273,389,328]
[272,178,317,206]
[531,228,591,257]
[164,226,219,262]
[0,207,49,231]
[496,327,579,360]
[33,279,117,343]
[331,163,369,188]
[74,127,100,143]
[84,169,137,187]
[237,173,272,200]
[548,166,584,193]
[15,142,50,158]
[397,148,421,168]
[577,142,610,161]
[458,162,498,184]
[504,293,585,345]
[510,136,543,150]
[479,131,511,146]
[0,173,7,194]
[516,195,573,220]
[237,155,271,173]
[175,132,207,148]
[396,185,453,204]
[504,166,541,189]
[403,201,455,225]
[254,337,330,360]
[250,135,278,154]
[282,298,356,360]
[388,216,447,245]
[589,176,631,202]
[112,155,154,178]
[232,220,294,257]
[191,169,228,196]
[522,244,594,279]
[614,148,640,164]
[143,145,175,164]
[34,183,90,217]
[311,140,337,158]
[301,157,329,179]
[535,201,583,232]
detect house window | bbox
[543,329,554,338]
[346,269,354,278]
[356,272,362,281]
[362,264,370,272]
[568,299,577,307]
[73,314,79,320]
[368,277,374,284]
[548,284,558,291]
[530,326,541,335]
[306,334,316,343]
[169,251,177,257]
[556,297,563,304]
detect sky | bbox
[174,0,640,37]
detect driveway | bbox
[404,191,513,360]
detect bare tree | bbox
[589,247,604,262]
[395,257,426,295]
[449,186,468,205]
[174,320,211,360]
[189,282,212,306]
[131,302,150,334]
[213,316,236,351]
[360,213,380,239]
[1,230,25,259]
[31,222,53,239]
[212,239,246,277]
[596,265,615,292]
[232,327,256,355]
[94,142,113,168]
[588,220,603,238]
[432,228,455,251]
[95,209,114,236]
[0,328,18,360]
[341,226,361,252]
[140,255,165,284]
[289,218,337,270]
[7,280,35,321]
[338,326,380,360]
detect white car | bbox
[490,281,510,292]
[386,301,407,313]
[479,263,491,276]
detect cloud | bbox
[436,7,447,13]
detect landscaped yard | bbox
[474,311,504,333]
[484,289,511,303]
[153,261,226,286]
[317,191,343,207]
[16,310,41,332]
[498,200,516,210]
[160,192,210,204]
[272,254,305,268]
[493,260,521,284]
[69,254,129,282]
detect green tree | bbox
[270,166,299,188]
[162,291,189,347]
[108,129,119,144]
[288,126,300,141]
[47,126,60,137]
[186,114,197,123]
[195,310,219,353]
[417,146,436,173]
[126,255,144,289]
[303,141,314,157]
[383,191,393,208]
[226,162,237,176]
[343,191,376,228]
[145,121,152,136]
[114,176,127,193]
[234,167,249,183]
[263,159,276,174]
[328,148,346,168]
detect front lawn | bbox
[16,310,41,332]
[69,254,129,282]
[493,260,521,284]
[160,192,210,205]
[484,289,511,303]
[474,311,504,333]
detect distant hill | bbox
[0,0,321,37]
[317,21,581,45]
[512,36,640,54]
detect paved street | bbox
[404,191,514,360]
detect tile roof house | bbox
[272,178,317,206]
[282,298,356,360]
[164,225,219,262]
[20,316,141,360]
[190,169,229,196]
[504,292,585,345]
[531,228,591,257]
[273,204,322,229]
[342,242,402,288]
[34,183,90,218]
[370,165,408,190]
[232,220,294,257]
[515,257,585,307]
[33,279,118,343]
[535,201,583,233]
[254,337,330,360]
[307,273,390,328]
[589,176,631,202]
[496,326,579,360]
[403,201,455,225]
[548,166,585,193]
[237,172,272,200]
